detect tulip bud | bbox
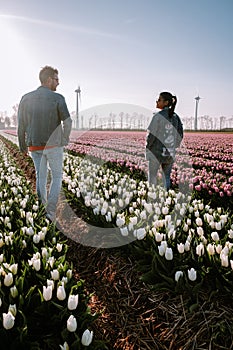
[211,232,219,242]
[215,222,222,231]
[33,234,40,244]
[207,243,215,255]
[195,217,202,226]
[81,329,94,346]
[32,258,41,271]
[3,312,15,330]
[165,247,173,260]
[120,227,129,236]
[51,269,60,280]
[43,285,53,301]
[8,304,17,317]
[221,254,229,267]
[188,268,197,281]
[66,269,72,279]
[4,272,13,287]
[216,244,222,254]
[175,271,183,282]
[68,294,79,310]
[135,228,146,240]
[57,284,66,301]
[59,342,69,350]
[184,241,190,251]
[196,243,205,256]
[67,315,77,332]
[56,243,63,252]
[10,286,18,298]
[177,243,185,254]
[10,264,18,275]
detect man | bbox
[18,65,72,221]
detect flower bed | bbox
[0,138,105,349]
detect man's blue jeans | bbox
[30,147,64,220]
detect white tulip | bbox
[66,269,72,279]
[10,286,18,298]
[120,227,129,236]
[10,263,18,275]
[8,304,17,317]
[43,285,53,301]
[136,228,147,240]
[81,329,94,346]
[155,232,163,242]
[184,241,190,251]
[221,254,229,267]
[33,234,40,244]
[57,284,66,301]
[196,243,205,256]
[130,216,138,226]
[3,312,15,330]
[56,243,63,252]
[165,247,173,260]
[188,268,197,281]
[140,210,147,220]
[211,231,219,242]
[51,269,60,280]
[216,244,222,254]
[196,227,204,237]
[158,241,167,256]
[177,243,185,254]
[195,217,202,226]
[162,206,169,215]
[186,218,192,226]
[68,294,79,310]
[32,258,41,271]
[228,229,233,239]
[175,271,183,282]
[67,315,77,332]
[116,216,125,227]
[207,244,215,255]
[4,272,13,287]
[215,222,222,231]
[59,342,69,350]
[47,279,54,289]
[144,203,153,214]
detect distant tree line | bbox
[0,105,232,131]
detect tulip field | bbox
[1,129,233,349]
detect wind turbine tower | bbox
[194,95,201,131]
[75,86,81,129]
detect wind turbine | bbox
[75,86,81,129]
[194,95,201,131]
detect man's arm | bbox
[17,99,28,154]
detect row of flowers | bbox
[4,130,233,201]
[0,139,105,349]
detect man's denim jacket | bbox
[17,86,72,152]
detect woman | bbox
[146,91,183,190]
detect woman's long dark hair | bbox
[160,91,177,117]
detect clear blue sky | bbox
[0,0,233,120]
